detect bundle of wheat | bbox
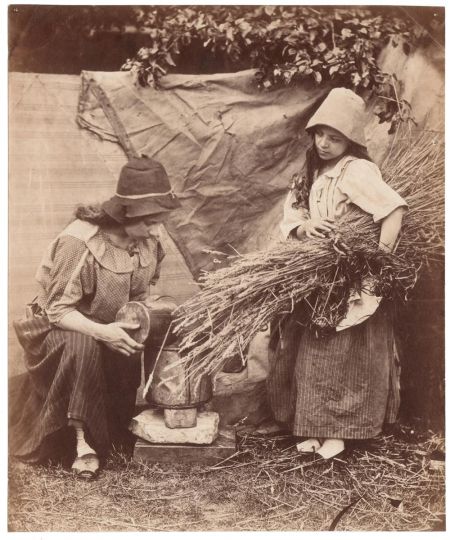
[173,131,444,379]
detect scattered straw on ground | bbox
[8,426,444,532]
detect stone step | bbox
[129,408,219,445]
[133,432,237,466]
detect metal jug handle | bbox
[143,321,174,399]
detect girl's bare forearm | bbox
[379,207,405,252]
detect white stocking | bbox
[74,426,96,457]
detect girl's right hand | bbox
[297,218,336,239]
[97,322,145,356]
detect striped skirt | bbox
[9,315,141,462]
[266,303,400,439]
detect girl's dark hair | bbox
[291,132,373,209]
[74,204,120,227]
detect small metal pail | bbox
[144,345,213,409]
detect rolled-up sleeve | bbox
[44,236,92,324]
[280,191,310,240]
[340,160,408,223]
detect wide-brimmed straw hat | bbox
[306,87,367,147]
[102,157,180,223]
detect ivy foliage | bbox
[121,6,430,131]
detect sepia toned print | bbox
[8,4,444,532]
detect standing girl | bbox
[267,88,407,461]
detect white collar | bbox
[316,155,357,180]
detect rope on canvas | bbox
[86,78,139,160]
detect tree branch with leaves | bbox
[121,6,429,131]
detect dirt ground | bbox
[8,426,445,532]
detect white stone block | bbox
[164,407,197,428]
[129,409,219,445]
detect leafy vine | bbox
[121,6,429,130]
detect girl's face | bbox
[314,125,349,161]
[124,214,167,240]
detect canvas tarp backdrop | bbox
[76,41,444,278]
[77,69,328,277]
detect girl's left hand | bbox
[332,235,351,256]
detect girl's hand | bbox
[297,218,336,239]
[98,322,145,356]
[332,234,351,256]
